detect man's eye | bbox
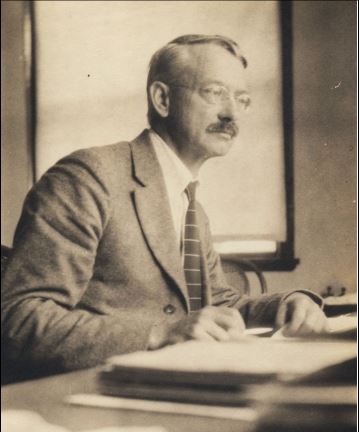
[203,87,224,96]
[235,94,251,107]
[212,87,225,96]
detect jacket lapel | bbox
[130,130,189,311]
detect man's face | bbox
[166,44,250,163]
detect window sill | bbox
[220,254,300,272]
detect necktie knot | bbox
[185,181,198,202]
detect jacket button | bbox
[163,304,176,315]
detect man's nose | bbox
[217,98,240,122]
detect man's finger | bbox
[215,306,242,316]
[323,318,331,333]
[192,325,216,341]
[200,319,231,341]
[300,309,328,335]
[293,313,318,336]
[283,305,307,335]
[213,308,245,333]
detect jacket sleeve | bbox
[200,209,322,327]
[1,151,153,374]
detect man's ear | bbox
[149,81,170,119]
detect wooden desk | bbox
[1,368,253,432]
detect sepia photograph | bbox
[1,1,357,431]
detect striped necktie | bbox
[183,182,203,312]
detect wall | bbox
[1,1,33,247]
[1,1,356,294]
[265,0,357,294]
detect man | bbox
[2,35,328,377]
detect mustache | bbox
[206,122,238,138]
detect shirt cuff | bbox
[280,289,324,309]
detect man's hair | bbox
[146,34,247,126]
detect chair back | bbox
[222,258,267,296]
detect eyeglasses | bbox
[170,83,251,111]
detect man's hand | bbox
[275,293,329,336]
[148,306,245,350]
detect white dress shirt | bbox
[149,129,196,253]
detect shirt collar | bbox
[149,129,195,195]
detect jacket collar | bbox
[129,129,190,311]
[130,129,159,187]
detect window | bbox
[32,1,297,270]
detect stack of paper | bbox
[97,339,356,406]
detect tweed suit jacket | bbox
[2,129,289,375]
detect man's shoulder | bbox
[33,130,153,196]
[64,141,132,169]
[59,129,151,174]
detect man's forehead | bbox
[181,44,247,88]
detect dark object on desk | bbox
[322,286,357,316]
[322,285,347,298]
[320,326,357,341]
[321,285,357,317]
[324,303,357,317]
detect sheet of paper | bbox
[105,339,356,376]
[66,394,257,421]
[244,327,273,336]
[83,427,167,432]
[265,315,357,339]
[251,385,357,406]
[1,410,168,432]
